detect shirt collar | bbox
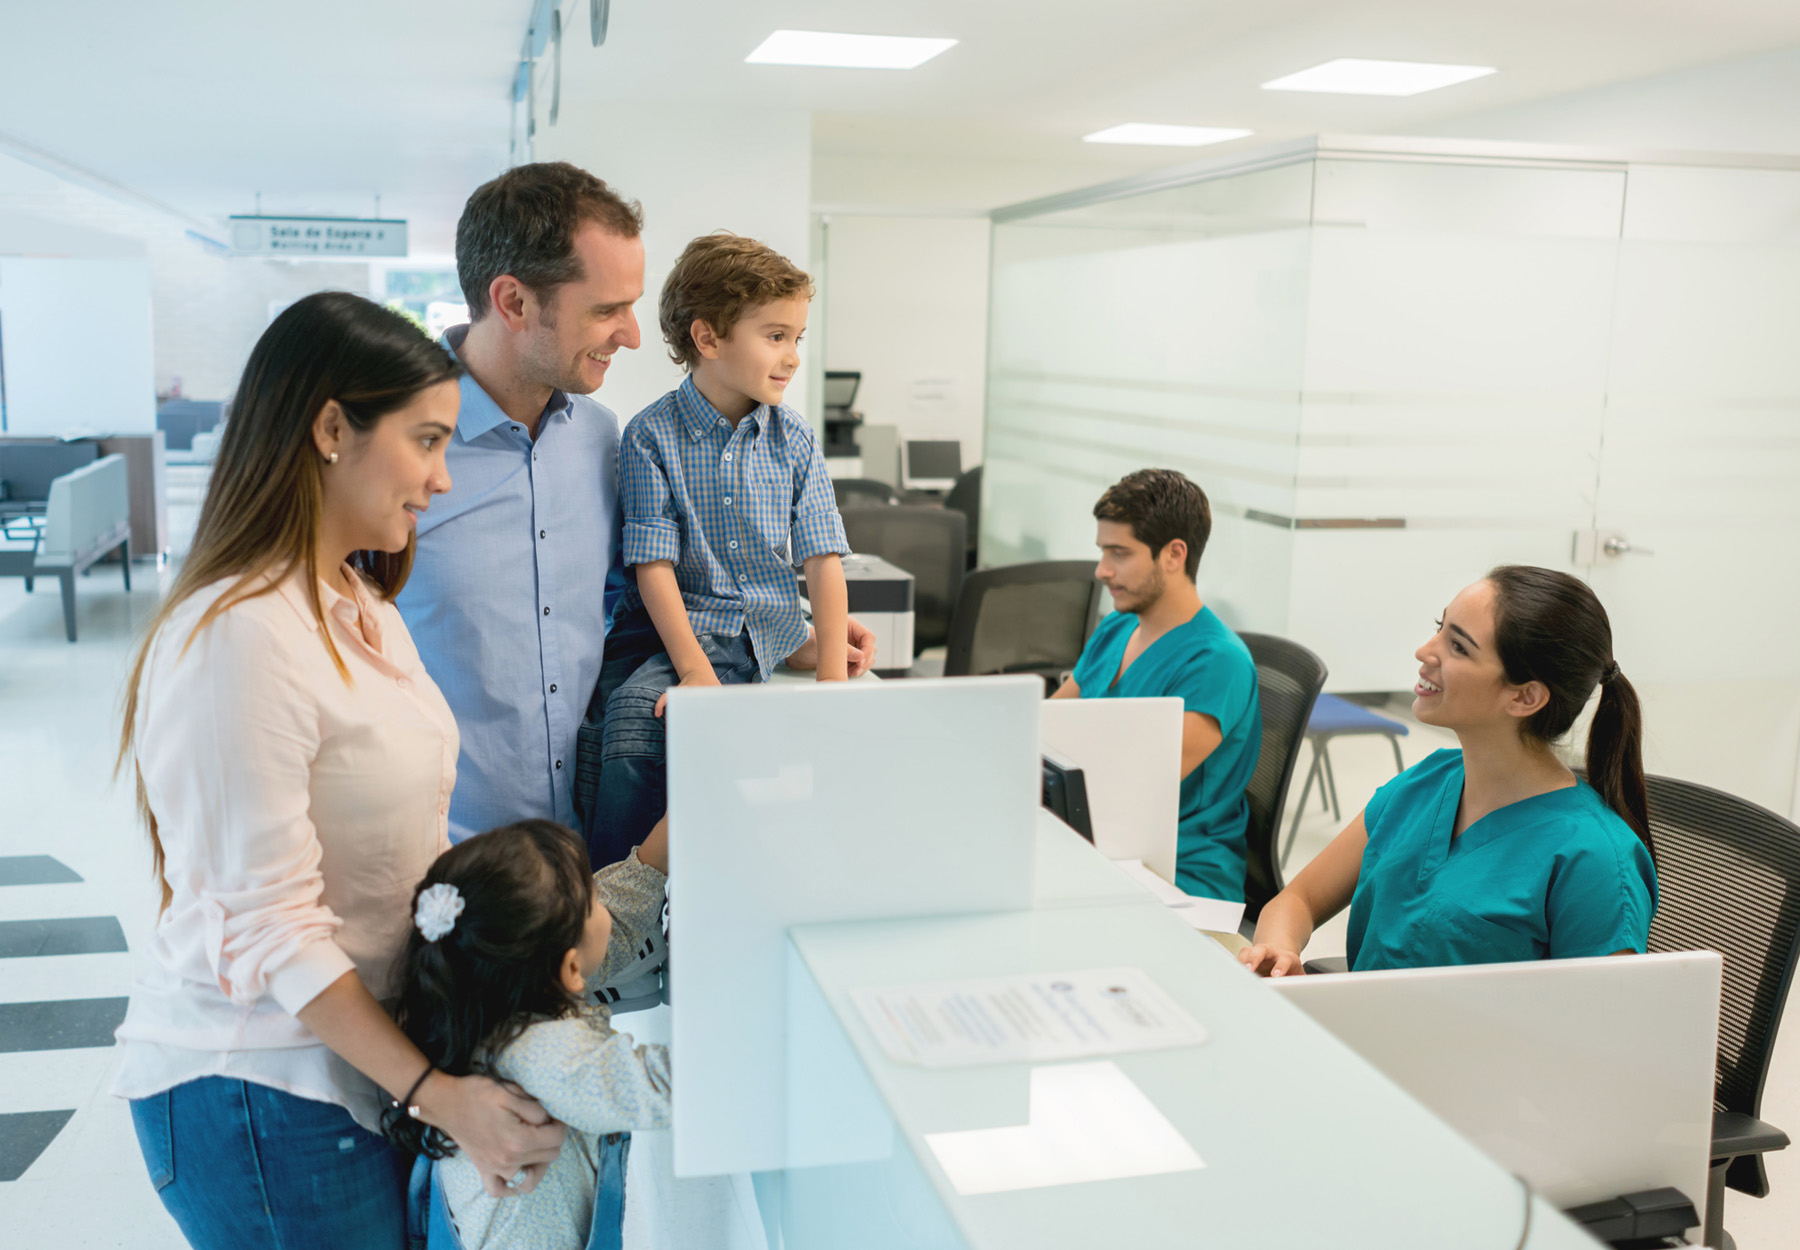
[272,564,381,649]
[441,324,575,442]
[676,375,769,440]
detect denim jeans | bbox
[130,1078,408,1250]
[584,609,758,868]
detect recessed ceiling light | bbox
[1261,58,1496,97]
[1084,124,1253,148]
[746,30,956,70]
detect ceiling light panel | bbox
[1084,124,1252,148]
[746,30,956,70]
[1261,59,1496,97]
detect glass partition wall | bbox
[984,137,1800,815]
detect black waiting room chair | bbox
[943,465,982,568]
[840,505,966,655]
[1234,633,1330,936]
[1628,773,1799,1249]
[943,561,1101,692]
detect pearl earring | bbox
[326,452,339,464]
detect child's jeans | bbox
[585,609,759,868]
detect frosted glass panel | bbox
[985,162,1312,632]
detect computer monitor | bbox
[901,440,962,492]
[1041,750,1093,841]
[823,370,861,411]
[1270,951,1720,1210]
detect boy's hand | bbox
[654,665,721,718]
[786,616,877,676]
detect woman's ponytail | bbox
[1584,667,1652,855]
[1487,566,1654,859]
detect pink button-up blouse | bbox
[112,566,457,1129]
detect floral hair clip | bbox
[414,882,465,942]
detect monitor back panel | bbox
[1040,697,1181,882]
[667,676,1042,1176]
[1270,951,1720,1210]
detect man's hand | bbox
[654,664,721,718]
[786,616,878,676]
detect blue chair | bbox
[1279,694,1408,869]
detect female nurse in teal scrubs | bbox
[1239,565,1658,975]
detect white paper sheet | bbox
[925,1061,1206,1194]
[1113,858,1247,934]
[851,966,1208,1069]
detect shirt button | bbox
[543,606,551,616]
[397,677,410,690]
[723,496,732,506]
[738,573,747,583]
[550,683,558,694]
[723,453,732,461]
[729,541,738,549]
[540,529,547,539]
[555,760,563,770]
[718,418,727,427]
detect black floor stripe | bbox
[0,998,129,1053]
[0,1109,76,1181]
[0,916,128,959]
[0,856,83,886]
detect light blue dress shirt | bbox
[1346,749,1658,970]
[395,325,624,842]
[617,376,848,679]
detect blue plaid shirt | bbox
[619,376,849,678]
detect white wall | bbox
[532,105,814,426]
[821,214,991,470]
[0,256,155,435]
[0,147,370,401]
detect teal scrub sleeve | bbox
[1172,647,1254,735]
[1544,837,1656,958]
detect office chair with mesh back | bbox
[833,477,899,510]
[1629,774,1799,1249]
[944,561,1102,692]
[1235,633,1329,936]
[839,505,966,655]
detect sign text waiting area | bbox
[228,216,408,258]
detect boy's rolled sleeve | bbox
[789,426,850,566]
[620,424,683,568]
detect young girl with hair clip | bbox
[389,818,672,1250]
[1240,565,1658,975]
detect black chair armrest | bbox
[1713,1110,1790,1159]
[1301,956,1349,975]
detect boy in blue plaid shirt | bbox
[585,232,853,866]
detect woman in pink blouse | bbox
[113,293,565,1249]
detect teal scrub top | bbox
[1071,606,1262,901]
[1346,749,1659,971]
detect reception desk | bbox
[759,820,1599,1249]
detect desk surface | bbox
[790,825,1596,1250]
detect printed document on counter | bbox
[851,966,1207,1068]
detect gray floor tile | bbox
[0,916,128,959]
[0,857,83,887]
[0,1109,75,1181]
[0,998,129,1053]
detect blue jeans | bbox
[585,609,759,868]
[130,1078,408,1250]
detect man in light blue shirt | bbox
[399,163,873,845]
[397,163,648,842]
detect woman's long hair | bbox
[117,292,462,909]
[385,821,597,1157]
[1487,564,1652,854]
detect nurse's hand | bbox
[1237,943,1306,978]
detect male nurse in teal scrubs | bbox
[1051,469,1262,901]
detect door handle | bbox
[1602,535,1654,558]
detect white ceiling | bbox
[3,0,1799,246]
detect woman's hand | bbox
[1237,943,1306,978]
[416,1072,567,1197]
[654,664,721,718]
